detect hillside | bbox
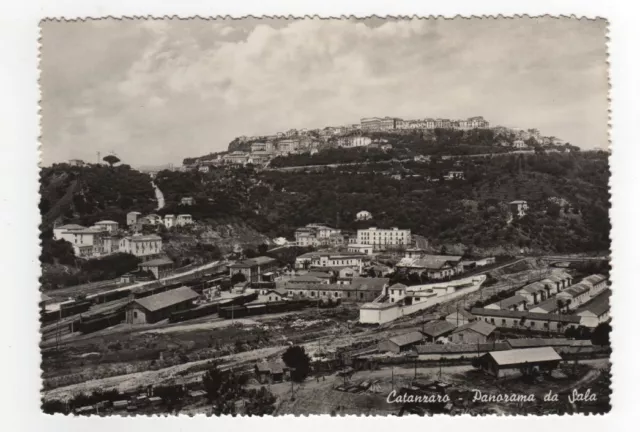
[157,151,610,255]
[39,163,158,231]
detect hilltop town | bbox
[181,116,575,170]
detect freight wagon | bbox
[219,299,311,319]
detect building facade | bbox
[356,227,411,250]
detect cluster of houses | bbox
[359,116,490,132]
[475,273,609,329]
[126,211,193,231]
[294,224,412,254]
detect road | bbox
[152,181,165,210]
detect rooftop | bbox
[487,295,528,309]
[387,331,424,347]
[416,342,510,355]
[529,297,562,312]
[134,286,199,312]
[486,347,562,366]
[471,308,582,324]
[140,257,174,267]
[127,234,162,241]
[506,338,593,349]
[452,320,496,337]
[229,256,278,268]
[561,283,591,297]
[396,255,463,270]
[95,220,118,225]
[422,320,456,338]
[56,224,86,230]
[583,274,607,285]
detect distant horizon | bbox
[40,18,609,167]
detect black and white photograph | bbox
[37,17,611,416]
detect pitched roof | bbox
[255,362,285,374]
[134,286,199,312]
[396,255,463,270]
[529,297,561,313]
[506,338,593,349]
[388,283,408,290]
[422,320,456,338]
[520,281,548,294]
[470,308,581,324]
[95,220,118,224]
[416,342,510,355]
[486,347,562,366]
[560,283,591,297]
[57,224,86,230]
[127,234,162,241]
[388,331,424,347]
[445,308,475,320]
[452,320,496,337]
[487,295,528,309]
[576,292,610,317]
[350,277,389,292]
[140,257,174,267]
[583,274,607,285]
[229,256,278,268]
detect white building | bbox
[119,234,163,259]
[93,220,119,233]
[356,210,373,221]
[356,227,411,250]
[176,214,193,226]
[347,244,374,256]
[164,214,176,228]
[513,140,527,149]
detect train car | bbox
[77,310,125,334]
[219,305,249,319]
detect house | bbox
[395,255,463,280]
[471,308,581,333]
[378,331,424,354]
[445,308,476,327]
[485,295,528,311]
[53,223,87,241]
[139,257,174,279]
[388,283,408,304]
[229,256,279,283]
[421,320,457,342]
[93,220,119,233]
[582,274,608,297]
[68,159,84,166]
[480,347,561,378]
[450,321,496,344]
[295,251,368,270]
[164,214,176,228]
[513,140,527,149]
[509,200,528,218]
[54,225,111,258]
[347,244,374,256]
[255,361,286,384]
[356,210,373,221]
[144,214,163,226]
[294,223,341,247]
[119,234,162,259]
[126,211,142,226]
[251,142,267,153]
[176,214,193,226]
[356,227,412,250]
[126,286,199,324]
[198,165,210,173]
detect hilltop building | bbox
[229,256,279,283]
[119,234,163,260]
[356,210,373,221]
[126,211,142,226]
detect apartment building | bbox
[119,234,163,260]
[360,117,382,131]
[356,227,411,250]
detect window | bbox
[134,311,138,318]
[360,292,364,299]
[502,319,506,325]
[490,318,495,324]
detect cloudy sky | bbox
[40,18,609,167]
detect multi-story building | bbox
[223,151,250,165]
[93,220,119,233]
[126,211,142,226]
[360,117,382,131]
[251,142,267,153]
[277,139,300,154]
[513,140,527,149]
[164,214,176,228]
[228,256,279,283]
[468,116,489,128]
[119,234,163,260]
[424,118,436,129]
[294,223,341,247]
[379,117,398,130]
[356,227,412,250]
[176,214,193,226]
[336,136,372,148]
[435,118,452,129]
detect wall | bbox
[452,329,488,344]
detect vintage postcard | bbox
[39,17,611,416]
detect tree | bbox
[257,244,269,255]
[230,272,246,285]
[102,154,121,167]
[203,365,225,399]
[591,322,611,346]
[282,345,311,383]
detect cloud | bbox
[40,18,609,166]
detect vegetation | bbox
[282,345,311,382]
[203,365,276,415]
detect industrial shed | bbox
[126,286,199,324]
[378,331,424,354]
[480,347,562,378]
